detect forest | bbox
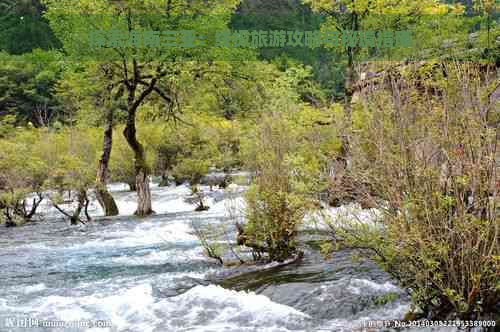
[0,0,498,331]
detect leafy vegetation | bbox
[0,0,498,323]
[324,62,499,321]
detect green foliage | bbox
[41,127,99,193]
[331,62,499,320]
[43,0,241,62]
[0,125,101,225]
[0,50,63,127]
[181,61,267,120]
[0,128,51,224]
[173,158,210,185]
[0,0,61,54]
[0,114,16,137]
[0,130,47,204]
[0,130,47,179]
[54,61,115,127]
[165,120,217,185]
[241,96,335,261]
[0,1,497,323]
[133,107,245,186]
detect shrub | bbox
[0,129,48,226]
[241,105,327,262]
[42,128,99,224]
[333,62,499,320]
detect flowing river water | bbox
[0,182,441,332]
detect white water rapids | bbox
[0,181,464,331]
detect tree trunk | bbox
[134,166,153,216]
[73,189,90,225]
[118,55,164,216]
[96,108,119,216]
[52,190,89,225]
[123,103,153,217]
[24,193,43,220]
[127,181,137,191]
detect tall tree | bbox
[44,0,239,216]
[55,61,122,216]
[95,65,119,216]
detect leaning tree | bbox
[44,0,239,216]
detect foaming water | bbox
[0,182,414,331]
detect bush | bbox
[333,62,499,320]
[41,127,100,224]
[241,104,328,262]
[0,129,48,225]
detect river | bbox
[0,181,436,332]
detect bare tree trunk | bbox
[134,166,153,216]
[96,107,119,216]
[24,193,43,220]
[75,189,91,224]
[123,102,153,217]
[52,190,90,225]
